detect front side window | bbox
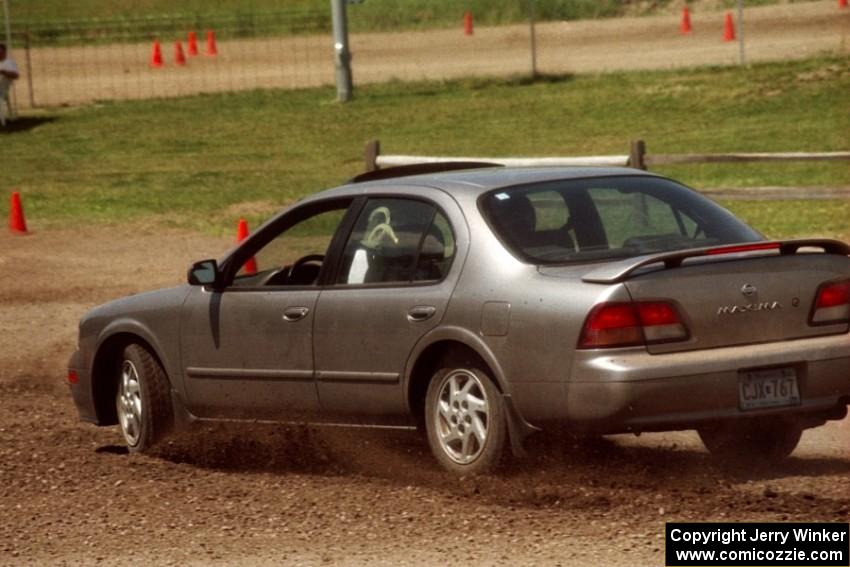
[337,198,455,285]
[232,203,348,287]
[480,176,761,265]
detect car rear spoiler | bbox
[581,239,850,284]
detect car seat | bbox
[491,194,575,253]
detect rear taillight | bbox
[810,280,850,325]
[578,303,643,349]
[578,301,689,349]
[637,301,689,343]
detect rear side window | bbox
[337,198,455,285]
[415,210,455,282]
[480,176,761,265]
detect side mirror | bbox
[188,259,221,288]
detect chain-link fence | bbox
[3,7,333,108]
[1,0,847,110]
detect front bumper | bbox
[567,334,850,433]
[68,349,98,424]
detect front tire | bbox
[424,366,507,474]
[116,344,173,453]
[698,418,802,463]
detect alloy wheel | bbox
[116,360,143,446]
[433,369,490,464]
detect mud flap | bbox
[171,389,198,431]
[502,394,540,459]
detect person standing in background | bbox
[0,42,19,126]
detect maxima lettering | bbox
[717,301,781,316]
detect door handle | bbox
[407,305,437,322]
[282,306,310,322]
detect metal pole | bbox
[330,0,353,102]
[25,31,33,107]
[736,0,746,65]
[527,0,538,78]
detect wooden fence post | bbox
[364,139,380,171]
[629,139,647,170]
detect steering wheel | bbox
[260,254,325,286]
[291,254,325,273]
[260,266,291,286]
[287,254,325,286]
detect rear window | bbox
[480,176,762,265]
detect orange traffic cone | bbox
[150,41,164,68]
[187,31,199,56]
[680,6,692,34]
[723,12,736,42]
[236,218,257,275]
[174,41,187,66]
[463,11,474,36]
[205,30,218,56]
[9,191,28,234]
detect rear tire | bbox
[698,418,802,463]
[424,366,507,474]
[116,344,173,453]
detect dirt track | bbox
[10,0,850,108]
[2,226,850,566]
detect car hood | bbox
[80,285,192,331]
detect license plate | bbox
[739,367,800,411]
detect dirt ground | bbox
[2,223,850,567]
[10,0,850,108]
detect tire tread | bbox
[122,343,173,452]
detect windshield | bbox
[480,175,762,265]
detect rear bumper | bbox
[566,334,850,433]
[68,349,99,424]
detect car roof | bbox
[346,166,659,196]
[297,166,664,207]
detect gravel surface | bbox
[2,226,850,566]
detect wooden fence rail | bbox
[363,139,850,173]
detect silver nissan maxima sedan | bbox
[68,165,850,474]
